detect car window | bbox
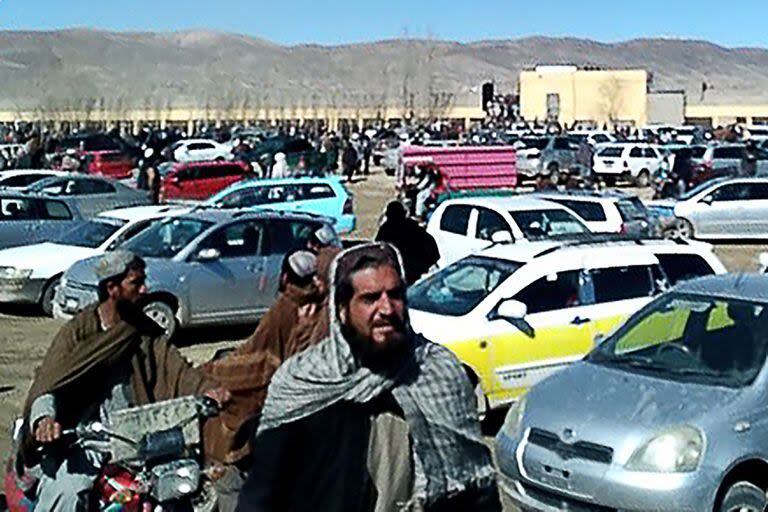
[514,270,584,314]
[439,205,472,235]
[301,184,336,199]
[553,138,570,150]
[746,183,768,200]
[591,265,655,303]
[629,147,643,158]
[73,179,116,195]
[475,208,511,241]
[121,218,213,259]
[711,183,749,202]
[644,147,659,158]
[656,254,715,285]
[57,219,124,248]
[597,146,623,158]
[0,174,48,187]
[547,199,607,222]
[207,164,244,179]
[408,256,521,316]
[713,147,744,159]
[510,209,588,238]
[591,294,768,388]
[43,200,72,220]
[0,197,40,220]
[616,198,647,221]
[690,147,706,159]
[592,134,609,144]
[188,143,214,151]
[201,220,265,258]
[107,219,154,250]
[265,220,322,255]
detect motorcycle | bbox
[5,396,221,512]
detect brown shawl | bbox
[202,282,318,463]
[20,303,213,468]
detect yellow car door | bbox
[483,269,595,407]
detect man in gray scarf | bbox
[236,243,499,512]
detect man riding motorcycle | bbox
[17,251,228,511]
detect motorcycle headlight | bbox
[625,426,704,473]
[500,395,527,438]
[0,267,32,280]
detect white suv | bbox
[593,143,664,186]
[426,196,590,267]
[170,139,233,163]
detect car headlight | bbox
[625,426,704,473]
[0,267,32,280]
[500,395,527,438]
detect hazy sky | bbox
[1,0,767,47]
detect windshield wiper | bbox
[591,353,670,372]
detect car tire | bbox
[635,169,651,188]
[720,481,766,512]
[39,276,60,317]
[664,218,695,240]
[215,156,225,162]
[143,300,178,339]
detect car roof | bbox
[98,204,189,222]
[441,196,566,211]
[475,236,706,265]
[535,189,637,201]
[178,138,218,145]
[171,206,333,225]
[674,273,768,303]
[225,176,341,189]
[0,169,66,177]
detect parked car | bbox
[53,210,340,338]
[0,170,66,190]
[0,192,86,249]
[539,136,580,184]
[83,150,136,179]
[169,139,233,163]
[57,133,125,154]
[692,143,768,184]
[24,175,151,217]
[593,143,664,186]
[237,136,323,175]
[496,274,768,512]
[426,196,590,267]
[205,177,356,233]
[647,177,768,239]
[534,190,653,236]
[158,160,253,202]
[0,205,184,315]
[513,137,548,178]
[408,237,725,416]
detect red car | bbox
[85,150,136,179]
[159,160,253,201]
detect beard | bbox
[342,319,409,374]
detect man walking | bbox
[236,243,499,512]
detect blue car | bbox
[205,177,356,234]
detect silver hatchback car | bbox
[53,208,338,338]
[496,274,768,512]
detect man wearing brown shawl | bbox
[20,251,226,512]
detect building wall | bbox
[684,104,768,127]
[647,91,686,125]
[520,67,648,127]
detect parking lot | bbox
[1,167,766,488]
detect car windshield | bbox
[597,146,624,157]
[589,293,768,388]
[56,219,125,248]
[617,198,647,221]
[408,256,521,316]
[510,209,589,239]
[679,179,726,200]
[121,217,213,259]
[521,138,548,150]
[690,146,707,159]
[25,177,63,193]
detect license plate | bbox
[65,297,78,310]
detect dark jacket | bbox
[375,218,440,284]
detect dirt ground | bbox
[0,168,764,508]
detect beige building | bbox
[519,66,649,127]
[684,104,768,127]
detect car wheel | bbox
[547,163,561,184]
[662,219,694,240]
[39,276,60,317]
[143,300,177,339]
[215,156,225,162]
[720,481,766,512]
[635,169,651,188]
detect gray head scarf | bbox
[258,242,495,505]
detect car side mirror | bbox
[701,195,713,205]
[496,299,527,320]
[593,332,606,347]
[196,248,220,261]
[490,231,513,244]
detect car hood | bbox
[408,308,470,345]
[0,242,99,277]
[522,361,744,463]
[64,254,176,291]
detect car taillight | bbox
[343,197,354,214]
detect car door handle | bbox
[571,316,591,325]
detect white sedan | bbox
[0,205,186,315]
[170,139,233,163]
